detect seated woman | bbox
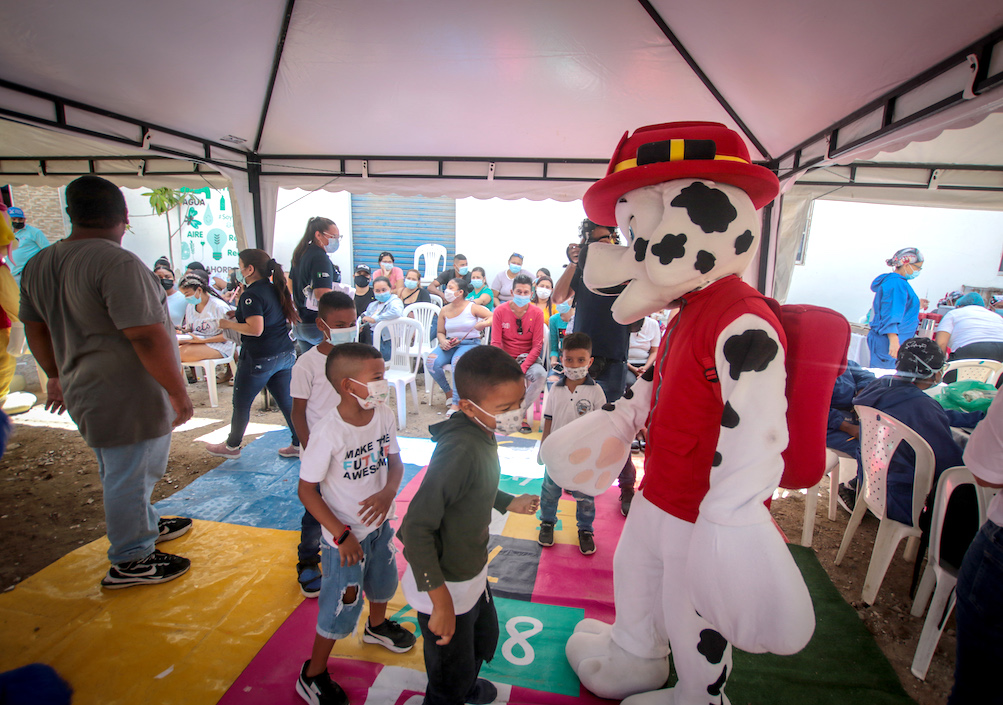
[546,300,574,388]
[466,266,494,310]
[531,275,557,324]
[935,292,1003,363]
[427,278,492,415]
[491,252,533,305]
[360,275,404,360]
[377,251,404,290]
[397,268,432,307]
[534,267,551,284]
[177,271,235,364]
[625,315,660,388]
[153,259,187,327]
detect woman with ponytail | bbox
[290,216,341,354]
[177,271,234,364]
[207,248,301,459]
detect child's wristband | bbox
[334,526,352,546]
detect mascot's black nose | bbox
[580,242,628,296]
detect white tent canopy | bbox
[2,0,1002,293]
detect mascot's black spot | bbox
[734,229,754,255]
[602,403,616,412]
[698,629,728,664]
[651,233,687,265]
[707,666,728,697]
[670,182,738,233]
[694,250,716,274]
[721,402,739,429]
[633,237,648,263]
[623,387,634,400]
[641,366,655,382]
[723,329,779,381]
[712,452,722,467]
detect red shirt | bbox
[490,302,545,372]
[641,275,787,523]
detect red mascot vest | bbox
[640,275,787,523]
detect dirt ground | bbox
[0,359,954,703]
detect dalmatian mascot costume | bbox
[540,122,814,704]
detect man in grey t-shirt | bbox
[20,175,195,590]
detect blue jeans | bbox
[294,320,323,356]
[226,349,299,448]
[539,469,596,532]
[428,340,480,405]
[948,520,1003,704]
[380,336,391,361]
[299,483,323,564]
[92,432,173,565]
[316,522,399,640]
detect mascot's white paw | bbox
[540,375,653,496]
[688,518,815,654]
[566,619,670,700]
[621,688,732,705]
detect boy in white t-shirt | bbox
[537,333,607,555]
[295,343,416,705]
[290,291,359,598]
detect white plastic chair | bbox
[802,448,854,548]
[909,466,998,680]
[943,358,1003,385]
[429,294,443,308]
[414,244,447,286]
[403,302,439,397]
[835,405,936,605]
[183,353,236,408]
[373,318,422,430]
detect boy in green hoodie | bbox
[399,345,539,705]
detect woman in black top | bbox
[289,217,340,354]
[397,268,432,307]
[206,248,301,459]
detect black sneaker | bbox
[100,550,190,589]
[362,618,417,653]
[465,678,498,705]
[620,490,634,517]
[156,516,193,543]
[538,521,555,547]
[578,530,596,555]
[297,561,322,598]
[295,660,348,705]
[837,484,857,514]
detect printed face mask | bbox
[564,364,589,380]
[349,378,389,409]
[443,289,458,303]
[535,287,552,300]
[468,400,525,435]
[404,279,418,290]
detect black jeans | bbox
[417,587,499,705]
[590,356,636,493]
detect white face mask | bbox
[535,287,552,300]
[348,378,389,409]
[468,400,524,435]
[322,323,357,345]
[443,289,458,303]
[563,364,589,380]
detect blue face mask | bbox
[236,270,247,285]
[470,278,483,289]
[375,291,392,303]
[185,295,201,306]
[556,302,571,315]
[903,269,921,280]
[458,266,469,275]
[512,294,531,308]
[508,263,522,275]
[325,237,340,254]
[320,322,357,345]
[404,279,418,290]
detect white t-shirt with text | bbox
[299,404,401,543]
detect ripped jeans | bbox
[316,520,398,640]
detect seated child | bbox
[295,343,416,705]
[290,291,360,598]
[399,345,540,705]
[851,337,984,524]
[537,333,607,555]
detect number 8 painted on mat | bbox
[502,616,543,666]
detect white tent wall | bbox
[784,199,1003,322]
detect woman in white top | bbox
[491,252,533,305]
[626,315,661,388]
[427,277,492,414]
[935,292,1003,364]
[177,271,236,363]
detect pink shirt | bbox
[490,302,544,372]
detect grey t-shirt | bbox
[19,239,179,448]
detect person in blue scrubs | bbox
[867,247,925,369]
[7,207,52,283]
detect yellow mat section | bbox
[502,498,582,545]
[0,520,300,705]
